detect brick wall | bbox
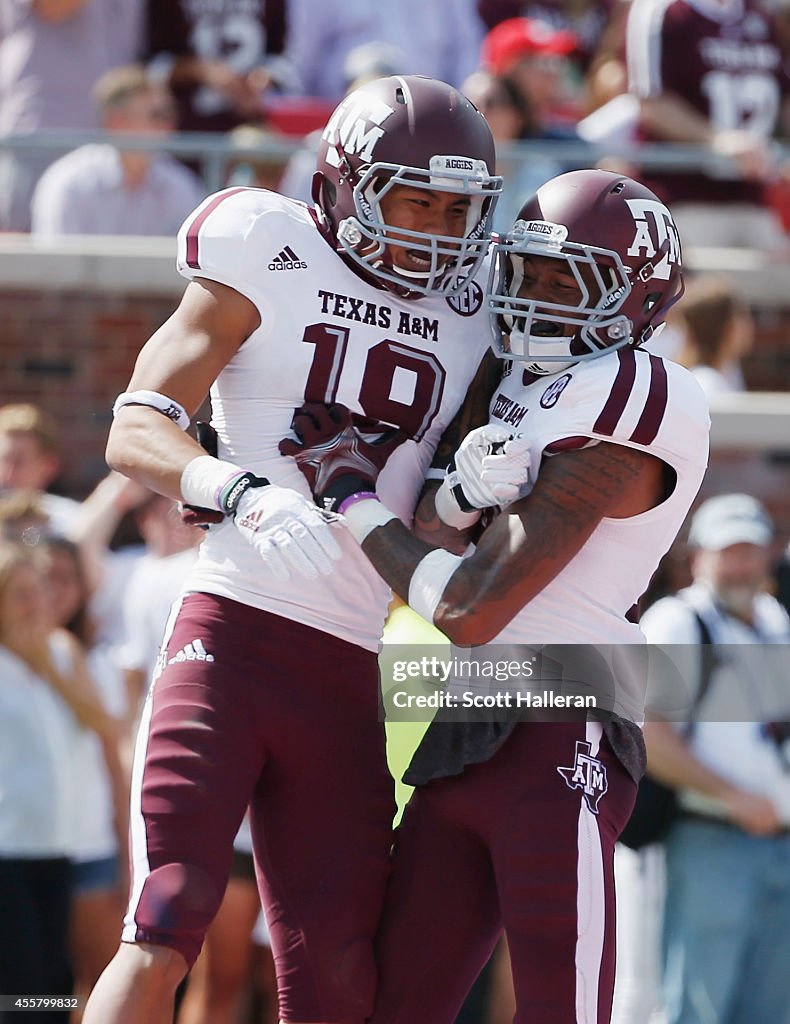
[1,287,179,496]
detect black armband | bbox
[320,474,376,514]
[219,471,270,516]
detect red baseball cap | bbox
[482,17,577,74]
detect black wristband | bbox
[320,474,376,514]
[219,472,270,516]
[446,458,479,514]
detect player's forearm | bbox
[360,518,505,646]
[106,406,209,501]
[413,482,478,556]
[365,440,659,643]
[361,521,437,607]
[639,93,714,144]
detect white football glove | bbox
[434,425,537,528]
[233,484,342,582]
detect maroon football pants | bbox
[368,720,637,1024]
[124,593,395,1023]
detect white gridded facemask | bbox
[487,220,636,374]
[336,156,503,296]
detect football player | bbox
[283,169,711,1023]
[83,75,502,1024]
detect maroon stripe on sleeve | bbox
[592,348,637,436]
[630,354,668,445]
[184,187,248,269]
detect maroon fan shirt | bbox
[145,0,287,133]
[627,0,790,205]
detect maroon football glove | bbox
[279,402,407,512]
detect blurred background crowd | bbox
[2,0,790,1022]
[5,0,790,243]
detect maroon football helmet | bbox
[313,75,502,297]
[488,169,684,374]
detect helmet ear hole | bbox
[311,171,335,211]
[643,291,661,314]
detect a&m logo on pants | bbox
[557,741,608,813]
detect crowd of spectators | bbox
[613,494,790,1024]
[0,405,279,1023]
[3,0,790,247]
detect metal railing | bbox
[2,130,787,194]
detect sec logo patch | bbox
[446,280,483,317]
[540,373,572,408]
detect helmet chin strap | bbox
[380,258,439,282]
[505,323,576,374]
[370,231,453,286]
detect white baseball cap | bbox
[688,493,774,551]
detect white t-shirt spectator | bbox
[0,633,78,857]
[71,645,127,864]
[641,582,790,824]
[31,144,204,238]
[120,546,199,683]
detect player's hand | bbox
[436,425,536,525]
[711,129,771,183]
[722,787,783,836]
[232,481,342,581]
[279,402,407,512]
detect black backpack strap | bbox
[681,605,718,736]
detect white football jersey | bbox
[176,187,492,651]
[487,347,709,683]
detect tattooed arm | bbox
[413,349,504,554]
[360,440,666,645]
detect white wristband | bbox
[180,455,245,511]
[408,548,462,624]
[342,498,397,544]
[434,478,482,530]
[113,390,190,431]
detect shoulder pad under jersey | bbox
[530,348,710,464]
[176,186,314,304]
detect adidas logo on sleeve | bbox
[168,638,215,664]
[268,246,308,271]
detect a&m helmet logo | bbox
[321,93,396,169]
[625,198,680,281]
[557,741,608,813]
